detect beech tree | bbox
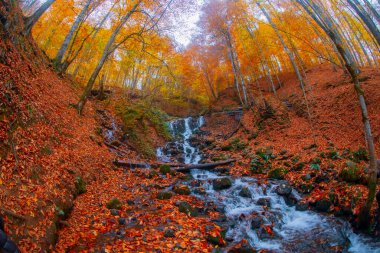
[23,0,55,35]
[296,0,378,230]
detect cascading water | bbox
[156,117,380,253]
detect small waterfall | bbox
[157,116,205,164]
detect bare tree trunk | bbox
[77,1,141,114]
[297,0,378,231]
[258,2,316,143]
[54,0,92,65]
[23,0,55,35]
[348,0,380,46]
[363,0,380,23]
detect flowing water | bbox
[157,116,380,253]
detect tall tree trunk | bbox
[258,2,316,143]
[348,0,380,46]
[23,0,55,35]
[297,0,378,231]
[54,0,92,65]
[363,0,380,23]
[77,1,141,114]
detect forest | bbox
[0,0,380,252]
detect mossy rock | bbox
[239,187,252,198]
[339,161,360,183]
[173,185,191,195]
[159,165,172,175]
[268,168,288,180]
[177,201,198,217]
[315,198,331,212]
[106,198,122,210]
[157,191,173,200]
[213,178,232,191]
[74,176,86,197]
[294,162,306,171]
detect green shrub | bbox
[159,165,171,174]
[352,147,369,162]
[74,176,86,196]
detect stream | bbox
[157,116,380,253]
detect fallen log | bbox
[175,159,236,173]
[113,159,236,173]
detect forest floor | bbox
[1,20,380,251]
[201,65,380,227]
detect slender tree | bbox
[24,0,55,35]
[54,0,93,66]
[297,0,378,230]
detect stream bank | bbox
[157,116,380,252]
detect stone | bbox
[295,202,309,211]
[257,225,275,240]
[315,198,332,212]
[193,187,206,195]
[106,198,122,210]
[157,191,173,200]
[177,201,198,217]
[228,240,257,253]
[127,199,135,205]
[239,187,252,198]
[275,183,292,196]
[250,215,264,229]
[164,228,175,238]
[268,168,288,180]
[173,185,191,195]
[257,198,271,207]
[213,178,232,191]
[118,218,126,225]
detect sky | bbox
[168,0,204,47]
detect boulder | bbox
[213,178,232,191]
[315,198,332,212]
[173,185,191,195]
[228,240,257,253]
[239,187,252,198]
[275,183,292,196]
[157,191,173,200]
[257,198,271,207]
[177,201,198,217]
[250,215,264,229]
[164,228,175,238]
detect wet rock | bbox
[213,178,232,191]
[164,228,175,238]
[193,187,206,195]
[315,198,332,212]
[239,187,252,198]
[257,225,275,240]
[228,240,257,253]
[118,218,127,225]
[177,201,198,217]
[299,183,314,194]
[275,182,292,196]
[284,194,298,207]
[207,234,226,247]
[250,215,264,229]
[173,185,191,195]
[257,198,271,207]
[295,202,309,211]
[157,191,173,200]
